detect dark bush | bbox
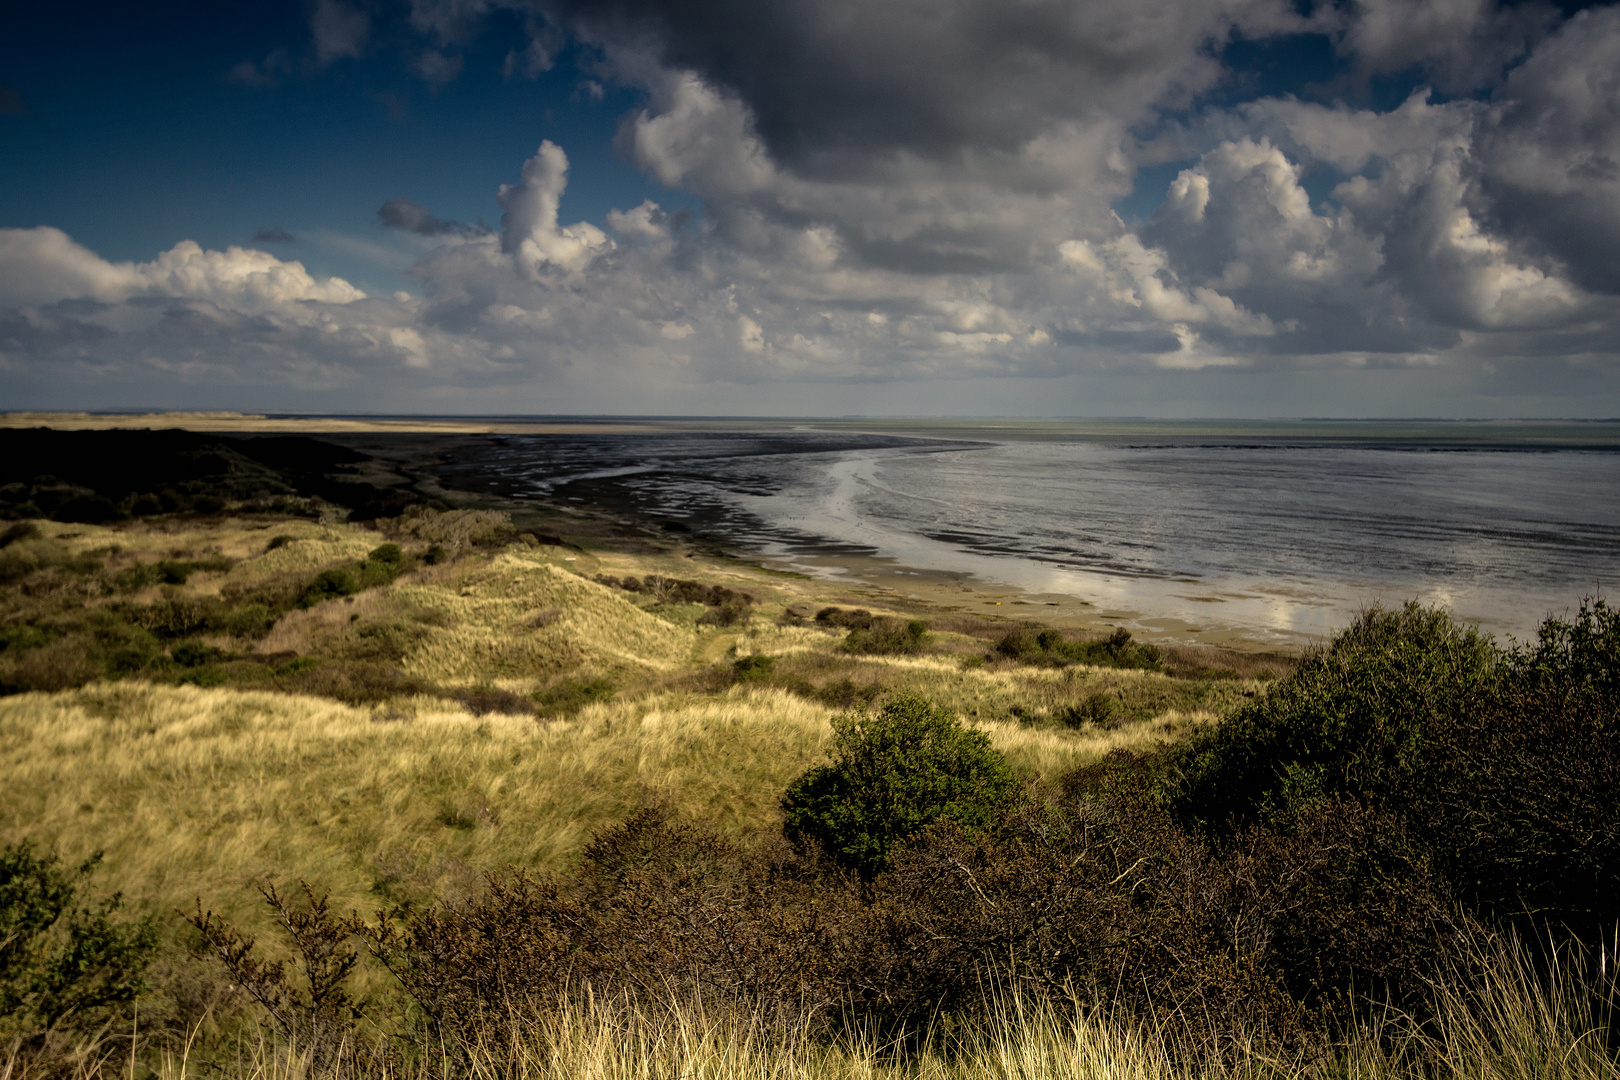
[732,653,776,680]
[1168,599,1620,934]
[187,883,363,1072]
[996,626,1161,670]
[816,606,875,629]
[533,677,615,717]
[813,677,884,710]
[781,694,1017,877]
[170,639,226,667]
[857,767,1456,1035]
[698,599,752,627]
[353,808,852,1039]
[273,660,434,705]
[222,602,277,638]
[124,492,163,516]
[1053,691,1121,728]
[423,543,448,565]
[1171,602,1498,831]
[446,684,536,716]
[52,494,121,524]
[367,543,404,567]
[1408,597,1620,928]
[126,594,228,638]
[597,574,755,624]
[0,522,40,548]
[841,617,928,655]
[300,568,358,607]
[0,635,103,693]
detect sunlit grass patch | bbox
[0,681,834,938]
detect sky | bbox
[2,0,1618,417]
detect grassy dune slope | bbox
[0,670,1187,941]
[0,682,832,929]
[0,508,1294,1075]
[0,517,1266,917]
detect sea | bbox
[447,420,1620,647]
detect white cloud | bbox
[0,228,365,310]
[496,141,614,276]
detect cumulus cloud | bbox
[496,141,613,275]
[1329,0,1557,94]
[0,228,364,311]
[6,0,1620,413]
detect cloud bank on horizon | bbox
[3,0,1620,416]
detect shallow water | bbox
[465,425,1620,645]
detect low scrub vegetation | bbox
[996,625,1163,670]
[2,489,1616,1079]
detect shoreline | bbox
[13,411,1612,651]
[335,431,1319,654]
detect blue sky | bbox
[2,3,691,294]
[3,0,1618,416]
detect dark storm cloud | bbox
[555,0,1305,163]
[376,196,485,237]
[1474,4,1620,294]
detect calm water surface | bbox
[465,425,1620,645]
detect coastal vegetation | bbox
[1,431,1617,1079]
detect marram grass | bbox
[24,940,1620,1080]
[0,674,1158,944]
[0,682,832,935]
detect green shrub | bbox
[0,844,156,1042]
[1411,597,1620,928]
[300,568,358,607]
[732,654,776,681]
[533,677,615,717]
[367,542,404,566]
[995,626,1161,670]
[781,694,1017,876]
[842,618,929,655]
[1171,603,1497,830]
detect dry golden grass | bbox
[0,669,1162,944]
[83,937,1620,1080]
[0,682,834,935]
[39,517,349,569]
[254,552,697,688]
[0,511,1258,991]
